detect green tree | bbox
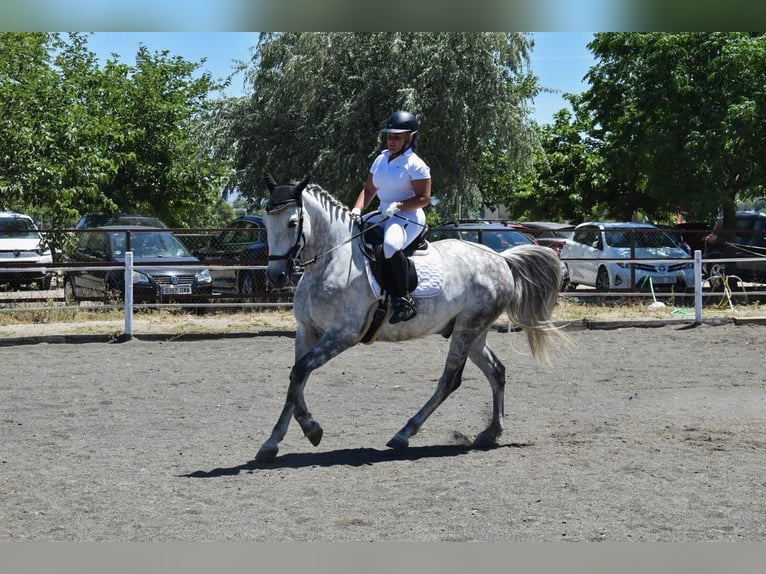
[0,33,112,227]
[217,32,540,218]
[582,32,766,229]
[0,33,232,233]
[97,44,231,227]
[481,96,608,223]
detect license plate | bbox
[161,285,192,295]
[650,275,676,284]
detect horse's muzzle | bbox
[267,260,293,290]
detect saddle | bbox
[359,217,429,295]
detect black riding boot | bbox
[386,250,417,324]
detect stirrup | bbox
[389,295,417,324]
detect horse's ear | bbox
[293,175,310,201]
[264,171,278,193]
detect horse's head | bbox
[263,172,310,290]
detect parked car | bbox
[63,226,212,304]
[75,213,168,229]
[703,211,766,283]
[561,222,694,290]
[195,215,272,296]
[428,220,570,290]
[0,211,54,290]
[515,221,575,256]
[674,221,712,255]
[428,220,538,251]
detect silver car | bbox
[561,222,694,290]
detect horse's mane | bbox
[304,182,352,217]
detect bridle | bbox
[266,202,306,274]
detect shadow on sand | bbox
[181,441,532,477]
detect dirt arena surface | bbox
[1,321,764,541]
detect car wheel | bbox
[595,267,610,291]
[37,275,52,290]
[63,277,79,306]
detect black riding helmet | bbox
[381,110,419,134]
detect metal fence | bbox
[2,226,766,337]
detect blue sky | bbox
[85,32,596,126]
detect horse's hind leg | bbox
[386,335,471,449]
[468,334,506,447]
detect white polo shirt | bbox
[369,148,431,209]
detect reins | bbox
[271,208,388,268]
[300,217,390,266]
[301,212,432,266]
[267,191,429,269]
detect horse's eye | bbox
[288,219,298,229]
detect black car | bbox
[703,211,766,283]
[195,215,273,297]
[63,226,212,304]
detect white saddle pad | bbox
[365,245,446,299]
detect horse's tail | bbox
[501,244,571,363]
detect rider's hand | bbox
[350,207,362,219]
[384,203,400,217]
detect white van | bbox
[0,211,54,290]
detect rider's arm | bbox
[395,177,431,212]
[352,173,378,211]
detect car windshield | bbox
[605,229,678,249]
[0,218,39,239]
[110,231,192,258]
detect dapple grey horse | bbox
[256,174,568,462]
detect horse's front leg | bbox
[256,328,356,462]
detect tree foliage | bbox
[0,32,231,229]
[481,97,608,223]
[218,32,540,218]
[581,32,766,227]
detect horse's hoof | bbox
[473,431,499,448]
[386,434,409,449]
[305,423,323,446]
[255,445,278,462]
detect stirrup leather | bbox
[389,295,417,324]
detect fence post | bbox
[694,249,702,324]
[124,250,134,339]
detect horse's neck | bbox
[302,190,355,265]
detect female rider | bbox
[351,110,432,323]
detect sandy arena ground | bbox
[1,319,764,541]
